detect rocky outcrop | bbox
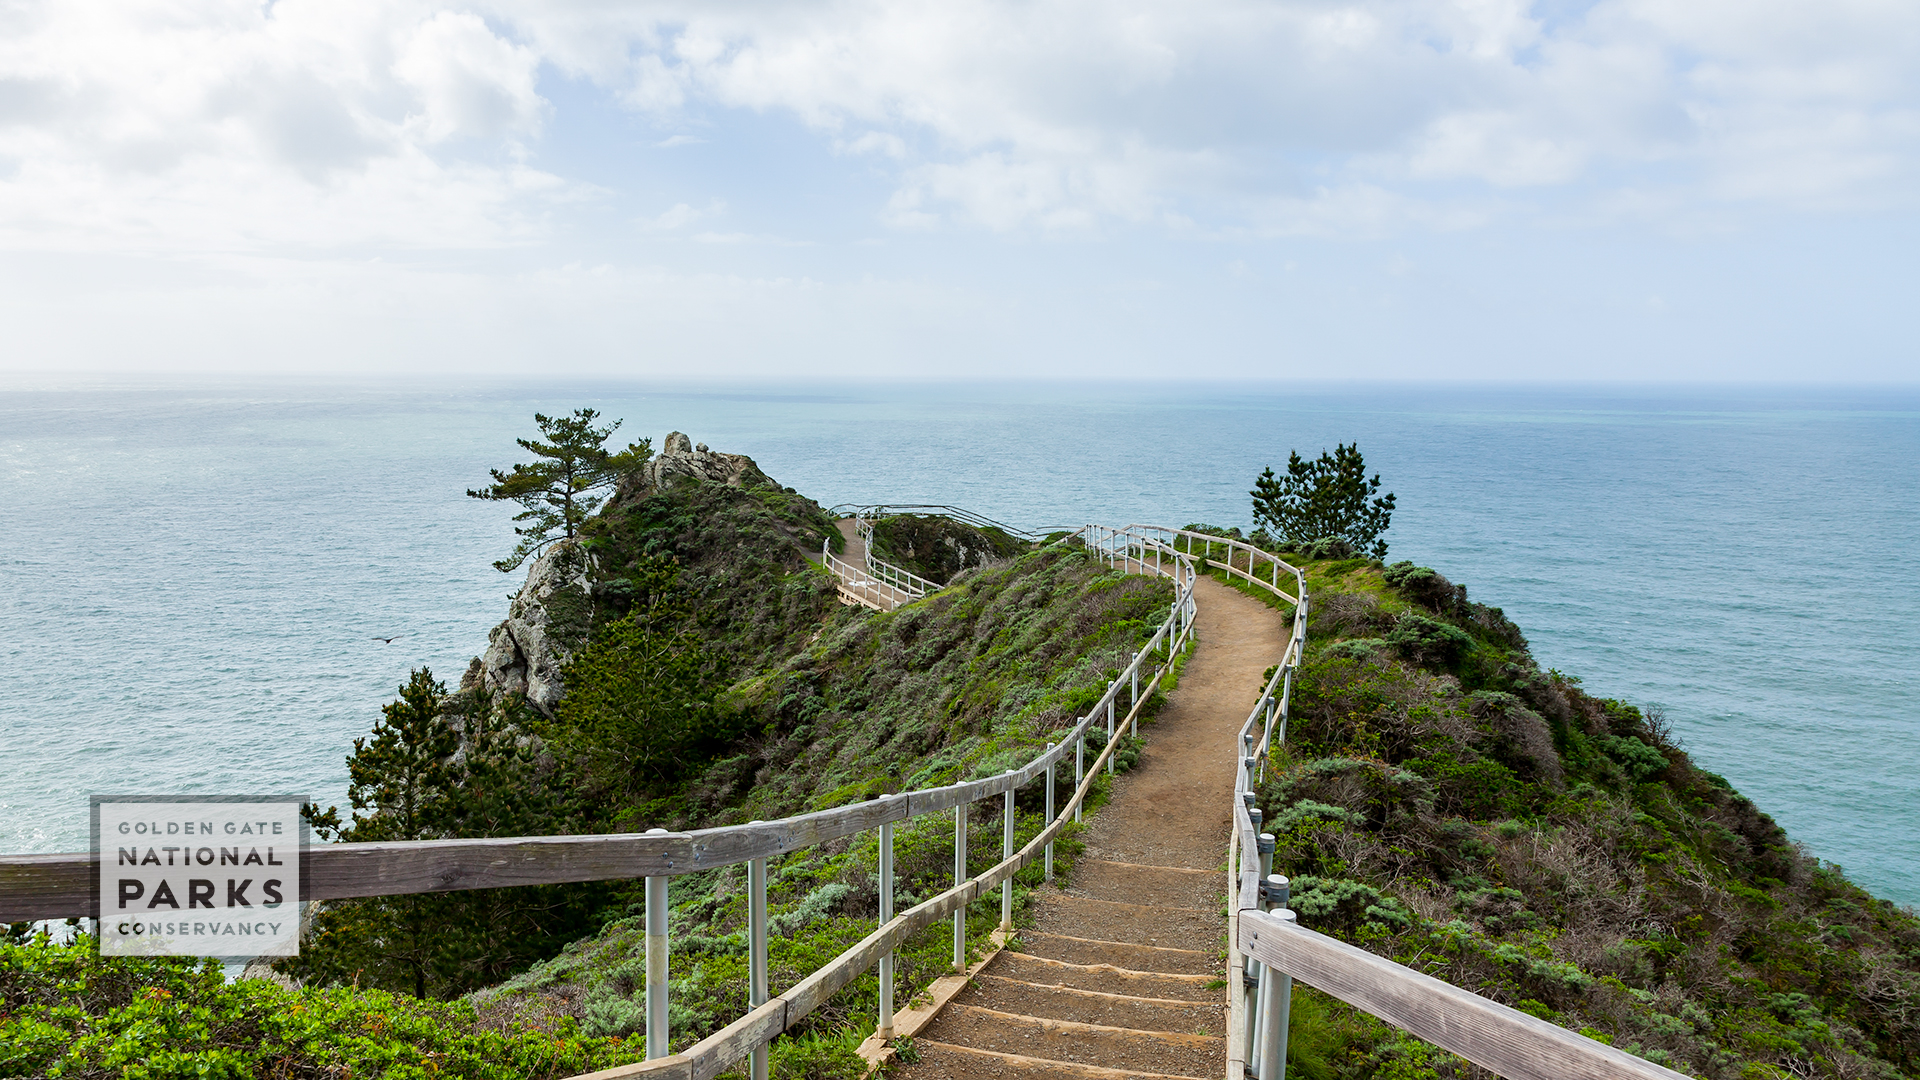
[613,431,770,504]
[463,539,596,717]
[464,432,778,718]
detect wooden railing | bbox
[0,527,1199,1080]
[1184,528,1690,1080]
[0,522,1690,1080]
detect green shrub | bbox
[0,934,639,1078]
[1597,734,1669,784]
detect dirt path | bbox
[892,576,1288,1079]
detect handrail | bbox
[827,503,1039,542]
[1196,531,1688,1080]
[2,529,1200,1080]
[852,516,940,597]
[820,544,917,612]
[4,523,1689,1080]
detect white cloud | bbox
[0,0,571,252]
[2,0,1917,257]
[490,0,1920,229]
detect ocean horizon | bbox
[4,376,1916,905]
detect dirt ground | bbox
[893,576,1289,1080]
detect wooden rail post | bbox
[747,825,770,1080]
[644,828,671,1060]
[953,804,968,972]
[1000,782,1015,932]
[876,820,894,1042]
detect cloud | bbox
[503,0,1920,230]
[0,0,571,252]
[2,0,1916,259]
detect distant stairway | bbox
[893,859,1228,1080]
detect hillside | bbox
[1179,529,1920,1080]
[7,443,1917,1080]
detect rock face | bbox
[464,432,775,717]
[464,539,596,717]
[625,431,769,497]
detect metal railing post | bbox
[1001,781,1016,932]
[877,820,894,1042]
[953,803,968,972]
[1044,745,1056,881]
[747,823,770,1080]
[1244,819,1270,1061]
[1256,878,1295,1080]
[644,827,671,1060]
[1106,699,1116,775]
[1074,733,1085,823]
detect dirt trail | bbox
[892,576,1288,1080]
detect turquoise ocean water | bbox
[3,379,1916,904]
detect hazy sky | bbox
[1,0,1915,381]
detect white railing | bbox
[820,541,920,612]
[852,516,941,597]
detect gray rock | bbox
[474,540,596,717]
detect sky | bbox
[0,0,1915,381]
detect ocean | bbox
[3,378,1916,905]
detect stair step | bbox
[967,973,1227,1034]
[913,1004,1224,1078]
[1028,893,1223,953]
[900,1039,1211,1080]
[1074,859,1224,910]
[1020,931,1220,977]
[984,951,1222,1001]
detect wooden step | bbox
[897,1039,1212,1080]
[1028,892,1224,953]
[984,951,1222,1002]
[1072,859,1224,910]
[1019,931,1220,977]
[966,973,1227,1034]
[912,1004,1224,1078]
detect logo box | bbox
[92,796,308,958]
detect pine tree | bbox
[284,670,610,998]
[468,409,653,572]
[1250,443,1397,559]
[549,557,733,811]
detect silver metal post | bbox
[1106,698,1116,775]
[1074,733,1085,823]
[1044,745,1056,881]
[1000,782,1015,932]
[1246,821,1269,1072]
[953,803,968,972]
[1256,885,1296,1080]
[644,827,671,1060]
[747,823,770,1080]
[877,820,894,1042]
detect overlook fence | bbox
[0,524,1687,1080]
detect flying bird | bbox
[372,635,404,645]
